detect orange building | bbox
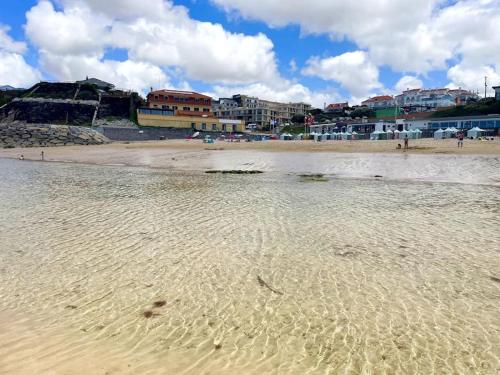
[147,89,213,117]
[138,89,245,132]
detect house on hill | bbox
[76,77,115,91]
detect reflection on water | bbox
[0,158,499,374]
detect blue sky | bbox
[0,0,498,106]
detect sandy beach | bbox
[0,138,499,170]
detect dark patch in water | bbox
[143,310,159,318]
[206,170,263,174]
[153,300,166,307]
[490,276,500,283]
[298,174,329,182]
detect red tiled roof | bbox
[326,102,348,110]
[150,89,211,99]
[362,95,394,103]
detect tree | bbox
[291,114,305,124]
[350,107,375,119]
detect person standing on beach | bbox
[41,151,44,161]
[404,134,409,150]
[457,132,464,148]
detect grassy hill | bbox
[432,98,500,118]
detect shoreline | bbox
[1,139,499,187]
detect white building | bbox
[395,88,478,110]
[494,86,500,100]
[361,95,395,109]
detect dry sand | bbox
[0,138,499,170]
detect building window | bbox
[202,123,206,130]
[212,124,217,130]
[232,124,237,132]
[191,123,196,130]
[194,108,199,112]
[222,124,226,131]
[183,107,190,111]
[203,108,209,112]
[154,95,159,100]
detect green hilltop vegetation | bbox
[432,98,500,118]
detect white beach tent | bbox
[409,129,418,139]
[443,127,456,138]
[342,132,352,140]
[434,128,444,139]
[467,127,486,139]
[399,129,409,140]
[370,130,382,140]
[393,129,400,139]
[295,133,304,140]
[414,128,423,139]
[321,132,330,141]
[351,131,358,140]
[280,133,293,141]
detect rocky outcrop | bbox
[0,122,109,148]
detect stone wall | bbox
[1,98,98,126]
[0,122,109,148]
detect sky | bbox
[0,0,499,107]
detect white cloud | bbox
[212,0,500,75]
[395,76,423,93]
[25,0,279,87]
[447,64,499,97]
[0,26,41,88]
[302,51,382,99]
[39,52,170,94]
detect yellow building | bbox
[137,108,245,133]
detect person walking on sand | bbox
[457,131,464,148]
[41,151,44,161]
[404,134,409,150]
[19,154,24,160]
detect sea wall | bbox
[0,122,109,148]
[1,98,98,126]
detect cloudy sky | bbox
[1,0,499,106]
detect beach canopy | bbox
[443,127,457,138]
[467,127,486,139]
[370,130,383,140]
[434,128,444,139]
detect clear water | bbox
[0,157,499,374]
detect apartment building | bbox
[212,94,312,128]
[395,88,478,110]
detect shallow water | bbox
[0,157,499,374]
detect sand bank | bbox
[0,138,499,169]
